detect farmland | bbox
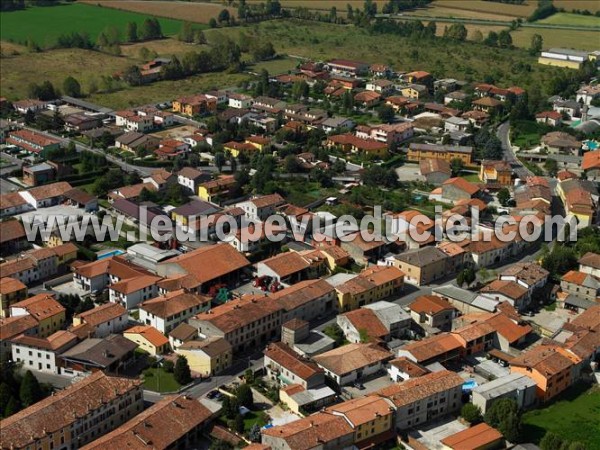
[0,3,183,46]
[81,0,236,24]
[511,27,600,51]
[537,12,600,27]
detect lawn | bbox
[522,383,600,449]
[250,56,299,75]
[511,27,600,51]
[0,3,183,47]
[511,120,550,149]
[537,12,600,27]
[143,367,181,393]
[242,411,269,432]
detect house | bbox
[409,295,456,332]
[370,63,392,77]
[60,334,137,375]
[391,246,449,286]
[479,160,512,187]
[115,110,154,132]
[0,372,143,450]
[576,84,600,105]
[499,262,549,298]
[578,252,600,277]
[6,130,61,157]
[74,254,155,294]
[228,93,254,109]
[536,110,563,126]
[557,178,596,227]
[0,192,31,217]
[560,270,600,302]
[313,342,393,386]
[321,116,355,134]
[115,131,159,154]
[582,150,600,180]
[480,279,530,311]
[190,295,282,353]
[197,175,237,203]
[252,96,286,114]
[472,372,537,414]
[334,266,404,312]
[255,251,324,286]
[279,384,337,415]
[238,193,285,221]
[108,274,162,310]
[541,131,581,155]
[224,140,259,158]
[155,139,190,160]
[354,90,381,108]
[139,289,211,333]
[375,370,464,430]
[553,100,581,119]
[400,84,428,100]
[420,158,451,185]
[12,99,46,114]
[245,135,271,151]
[472,96,503,113]
[337,301,411,343]
[444,116,470,133]
[176,337,233,376]
[156,244,250,293]
[143,168,176,191]
[442,177,480,202]
[388,357,430,382]
[0,314,38,361]
[70,302,128,338]
[355,122,414,145]
[366,79,394,94]
[172,94,217,116]
[0,220,27,256]
[396,332,463,366]
[108,182,156,202]
[441,423,504,450]
[0,244,77,284]
[168,322,198,350]
[269,278,336,323]
[81,395,213,450]
[11,330,78,374]
[444,90,469,105]
[327,59,369,77]
[327,133,389,157]
[10,293,65,338]
[264,341,324,389]
[22,162,56,186]
[510,344,578,402]
[340,232,389,263]
[19,181,72,209]
[438,240,468,274]
[124,325,169,355]
[177,167,210,194]
[404,70,433,86]
[0,277,27,318]
[407,143,473,164]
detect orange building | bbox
[172,94,217,117]
[479,160,513,187]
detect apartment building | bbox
[0,277,27,317]
[176,337,233,376]
[139,289,211,334]
[264,341,325,389]
[0,371,143,450]
[70,302,129,338]
[392,246,448,286]
[334,266,404,312]
[407,143,473,165]
[408,295,457,332]
[11,330,78,374]
[10,293,65,338]
[269,278,336,323]
[0,243,78,284]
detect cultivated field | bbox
[246,0,389,11]
[511,27,600,51]
[537,12,600,27]
[120,38,208,60]
[554,0,600,13]
[0,3,183,46]
[249,57,300,75]
[81,0,236,24]
[430,0,536,18]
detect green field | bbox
[0,3,184,47]
[537,12,600,28]
[522,384,600,450]
[511,27,600,52]
[143,367,181,393]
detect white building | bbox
[139,289,210,334]
[11,330,78,374]
[228,93,253,109]
[108,275,161,309]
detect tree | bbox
[284,155,302,173]
[218,9,231,24]
[472,29,484,43]
[444,23,468,41]
[4,396,20,417]
[174,355,192,385]
[497,188,511,206]
[323,323,345,346]
[236,383,254,408]
[377,105,395,123]
[122,65,143,86]
[209,17,218,28]
[139,18,162,40]
[163,360,174,373]
[19,371,43,407]
[461,403,482,424]
[214,152,226,172]
[234,413,244,433]
[498,30,513,48]
[179,21,194,42]
[450,158,464,176]
[544,158,558,176]
[126,21,138,42]
[540,432,564,450]
[62,76,82,97]
[530,33,543,55]
[484,31,499,47]
[249,423,261,442]
[484,398,522,443]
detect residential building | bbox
[0,244,77,284]
[0,192,31,217]
[108,274,162,309]
[472,96,503,113]
[114,110,153,132]
[0,277,27,317]
[172,94,217,116]
[578,252,600,277]
[70,302,128,338]
[19,181,72,208]
[420,159,451,185]
[197,175,237,203]
[12,98,46,114]
[190,295,283,353]
[255,251,325,286]
[60,334,137,375]
[557,178,597,227]
[0,219,25,256]
[269,278,336,323]
[536,110,563,127]
[81,395,214,450]
[396,333,463,366]
[480,279,530,311]
[355,122,414,145]
[499,262,549,298]
[334,266,404,312]
[391,246,448,286]
[11,330,78,374]
[238,193,285,221]
[0,314,38,361]
[169,322,198,350]
[472,373,537,413]
[6,129,61,157]
[582,150,600,180]
[22,162,56,186]
[228,93,254,109]
[1,372,143,449]
[407,143,473,164]
[388,357,430,382]
[327,59,369,77]
[313,342,393,386]
[479,160,512,187]
[409,295,456,332]
[441,423,504,450]
[115,131,159,153]
[279,384,337,415]
[576,84,600,105]
[264,341,325,389]
[366,79,394,93]
[327,133,389,158]
[321,116,355,134]
[442,177,480,202]
[374,370,464,430]
[560,270,600,302]
[123,325,169,355]
[177,167,211,194]
[541,131,581,155]
[176,337,233,376]
[139,289,211,333]
[337,301,411,343]
[10,293,65,338]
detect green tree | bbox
[444,23,468,41]
[540,432,564,450]
[236,383,254,408]
[126,21,138,42]
[62,76,82,98]
[530,33,543,55]
[377,105,395,123]
[323,323,345,346]
[544,158,558,176]
[498,30,513,48]
[284,155,302,173]
[4,396,20,417]
[461,403,482,424]
[472,29,484,43]
[249,423,261,442]
[484,398,522,443]
[218,9,231,24]
[174,355,192,385]
[19,371,43,407]
[497,188,511,206]
[179,21,194,42]
[209,17,218,28]
[234,413,244,433]
[215,152,226,172]
[450,158,464,176]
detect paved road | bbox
[497,121,532,180]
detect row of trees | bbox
[0,367,50,418]
[461,398,522,443]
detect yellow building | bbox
[407,143,473,165]
[176,337,233,376]
[124,325,169,356]
[335,266,404,312]
[224,141,259,158]
[479,160,512,187]
[400,85,427,100]
[172,94,217,117]
[10,293,65,338]
[245,135,271,152]
[198,175,237,203]
[0,277,27,318]
[52,242,78,266]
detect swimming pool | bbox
[462,380,478,391]
[584,140,599,150]
[97,249,125,260]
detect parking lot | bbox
[395,163,425,182]
[344,373,394,398]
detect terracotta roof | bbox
[453,321,496,343]
[0,276,26,295]
[25,181,73,200]
[325,396,393,427]
[420,158,451,176]
[11,293,64,321]
[156,273,201,292]
[73,302,127,327]
[313,343,392,376]
[258,251,312,279]
[511,344,577,376]
[12,329,78,351]
[340,308,388,341]
[536,110,562,120]
[0,192,28,210]
[578,252,600,270]
[0,314,38,340]
[483,313,532,343]
[140,289,210,318]
[443,177,480,195]
[124,325,168,348]
[111,182,156,199]
[480,279,528,300]
[374,370,463,407]
[110,275,162,295]
[264,342,323,381]
[562,270,600,288]
[320,244,350,262]
[177,166,204,179]
[282,318,309,331]
[564,304,600,331]
[75,255,151,280]
[269,279,334,312]
[501,262,549,286]
[7,129,61,150]
[390,356,430,378]
[441,423,503,450]
[473,97,502,107]
[262,412,353,450]
[410,295,455,315]
[179,336,232,356]
[250,193,285,209]
[0,220,26,244]
[354,90,382,102]
[0,372,141,449]
[158,244,249,284]
[582,150,600,171]
[168,322,197,342]
[81,395,213,450]
[336,266,404,296]
[400,333,462,363]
